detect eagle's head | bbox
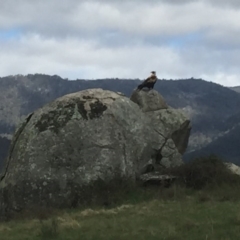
[151,71,156,75]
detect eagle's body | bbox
[137,71,157,90]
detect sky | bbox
[0,0,240,86]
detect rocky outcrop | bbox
[139,172,177,187]
[131,89,191,169]
[130,89,168,112]
[0,88,191,217]
[225,162,240,176]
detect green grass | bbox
[1,185,240,240]
[2,155,240,240]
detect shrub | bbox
[170,155,240,190]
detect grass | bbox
[1,155,240,239]
[1,185,240,240]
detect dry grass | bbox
[1,189,240,240]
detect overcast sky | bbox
[0,0,240,86]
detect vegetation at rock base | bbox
[169,155,240,190]
[1,155,240,239]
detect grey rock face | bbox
[139,172,177,187]
[130,89,168,112]
[0,88,191,216]
[131,89,191,168]
[147,109,191,167]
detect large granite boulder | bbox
[0,89,164,214]
[0,88,191,216]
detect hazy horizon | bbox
[2,73,239,88]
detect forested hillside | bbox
[0,74,240,168]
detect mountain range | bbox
[0,74,240,170]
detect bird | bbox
[137,71,157,91]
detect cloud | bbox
[0,0,239,86]
[0,34,179,78]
